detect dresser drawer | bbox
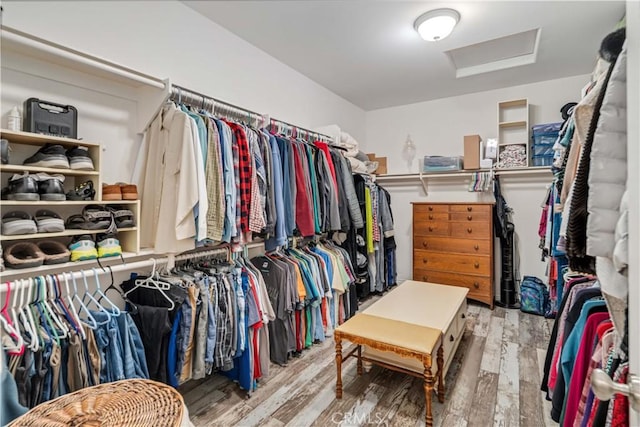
[450,212,490,222]
[414,236,491,255]
[450,204,492,214]
[450,221,491,239]
[454,299,468,334]
[414,269,493,296]
[414,221,450,236]
[413,204,449,214]
[415,212,449,222]
[413,251,490,275]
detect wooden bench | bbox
[334,280,468,426]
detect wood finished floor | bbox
[180,297,556,427]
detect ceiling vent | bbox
[446,29,541,78]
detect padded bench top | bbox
[363,280,468,332]
[335,313,441,355]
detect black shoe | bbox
[1,139,9,164]
[35,173,66,201]
[23,144,70,169]
[66,180,95,201]
[2,174,40,201]
[66,146,94,170]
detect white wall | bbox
[365,75,590,297]
[1,1,366,182]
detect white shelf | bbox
[498,120,527,128]
[1,200,139,206]
[0,129,99,148]
[1,164,99,176]
[1,227,137,242]
[0,248,156,281]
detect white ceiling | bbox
[184,1,625,110]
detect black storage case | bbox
[23,98,78,138]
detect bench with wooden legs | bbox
[334,314,444,426]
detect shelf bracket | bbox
[418,171,429,195]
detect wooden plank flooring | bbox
[181,299,556,427]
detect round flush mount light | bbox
[414,8,460,41]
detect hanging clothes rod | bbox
[269,117,334,142]
[170,85,267,126]
[0,248,232,293]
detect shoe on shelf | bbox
[66,146,94,170]
[108,206,135,228]
[1,139,9,164]
[117,183,138,200]
[102,183,122,201]
[3,242,45,269]
[37,241,71,265]
[35,173,66,201]
[34,209,65,233]
[96,232,122,258]
[1,211,37,236]
[23,143,70,169]
[1,174,40,201]
[66,180,95,201]
[68,235,98,262]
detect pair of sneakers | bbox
[69,232,122,262]
[1,173,66,201]
[23,143,94,170]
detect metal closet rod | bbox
[170,85,266,124]
[269,118,334,142]
[0,247,231,293]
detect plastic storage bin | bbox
[423,156,463,172]
[532,154,554,167]
[532,122,562,146]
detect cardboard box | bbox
[366,153,388,175]
[463,134,482,170]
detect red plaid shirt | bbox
[226,122,252,234]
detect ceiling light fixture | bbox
[414,8,460,42]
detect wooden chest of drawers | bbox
[413,202,494,308]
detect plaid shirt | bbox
[246,127,266,234]
[225,121,252,237]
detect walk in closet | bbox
[1,1,638,426]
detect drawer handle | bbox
[422,276,427,281]
[474,244,480,251]
[428,206,433,211]
[422,259,428,264]
[467,215,472,221]
[429,214,434,220]
[473,282,480,289]
[467,228,473,233]
[422,241,428,248]
[474,262,480,268]
[449,335,455,342]
[429,226,433,232]
[467,206,472,212]
[461,313,466,319]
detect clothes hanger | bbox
[14,279,37,352]
[124,259,175,310]
[23,278,42,352]
[0,281,24,355]
[80,270,111,325]
[68,272,98,331]
[34,276,66,344]
[49,274,81,337]
[40,275,70,339]
[92,268,121,317]
[101,266,123,300]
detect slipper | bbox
[37,241,71,264]
[65,214,102,230]
[3,242,45,269]
[108,206,135,228]
[34,209,65,233]
[1,211,37,236]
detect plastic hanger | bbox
[0,281,24,355]
[34,277,64,345]
[53,274,84,339]
[91,268,121,317]
[40,275,70,340]
[22,279,42,352]
[48,275,79,336]
[13,279,36,352]
[80,270,111,325]
[68,272,98,330]
[124,259,175,310]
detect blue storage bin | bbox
[532,143,555,156]
[423,156,463,172]
[532,122,562,146]
[532,154,554,167]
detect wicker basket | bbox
[9,379,184,427]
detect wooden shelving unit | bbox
[1,129,141,272]
[497,99,530,168]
